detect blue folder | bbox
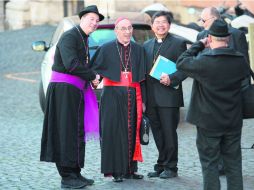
[149,55,177,80]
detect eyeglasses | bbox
[199,17,214,23]
[153,20,169,25]
[116,26,133,32]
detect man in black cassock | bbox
[144,11,187,179]
[91,17,146,183]
[40,5,104,189]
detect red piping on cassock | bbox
[103,72,143,162]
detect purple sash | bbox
[50,71,99,141]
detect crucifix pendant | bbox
[123,69,129,79]
[123,72,128,78]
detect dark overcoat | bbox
[176,41,250,131]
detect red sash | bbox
[103,72,143,162]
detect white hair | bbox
[211,36,229,42]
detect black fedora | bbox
[208,19,231,37]
[79,5,104,21]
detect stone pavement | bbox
[0,25,253,190]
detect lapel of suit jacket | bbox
[157,33,172,58]
[147,38,156,71]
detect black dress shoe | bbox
[124,173,144,179]
[159,170,177,179]
[147,171,162,178]
[78,174,94,185]
[132,173,144,179]
[112,176,123,182]
[61,178,87,189]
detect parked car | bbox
[32,12,198,112]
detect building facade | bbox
[2,0,254,31]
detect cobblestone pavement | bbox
[0,25,253,190]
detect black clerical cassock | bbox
[91,40,146,176]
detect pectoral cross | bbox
[123,72,128,78]
[123,69,129,79]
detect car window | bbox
[89,28,116,57]
[132,25,154,44]
[89,29,116,48]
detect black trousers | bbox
[56,164,81,180]
[196,126,243,190]
[147,106,179,171]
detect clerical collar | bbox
[155,34,168,43]
[157,38,163,43]
[117,40,130,47]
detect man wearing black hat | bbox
[197,7,250,176]
[40,5,104,189]
[176,19,249,190]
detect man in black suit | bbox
[143,11,187,179]
[197,7,249,175]
[177,19,249,190]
